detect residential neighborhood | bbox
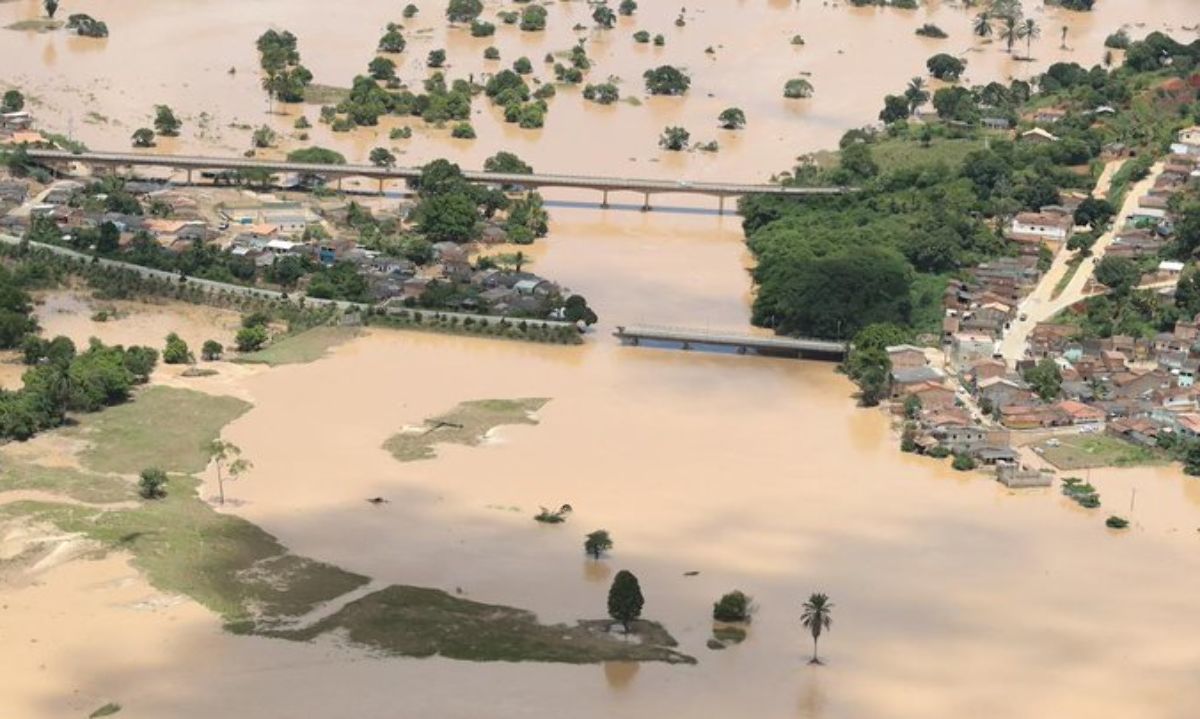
[893,124,1200,483]
[0,114,591,328]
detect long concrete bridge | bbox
[23,149,853,214]
[614,324,847,361]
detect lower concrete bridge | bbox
[614,324,847,361]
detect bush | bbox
[162,332,192,364]
[1106,515,1130,529]
[712,590,754,622]
[138,468,168,499]
[201,339,224,361]
[915,24,947,39]
[951,453,976,471]
[235,325,269,352]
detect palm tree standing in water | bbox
[1021,18,1041,60]
[999,15,1020,54]
[972,12,993,38]
[801,593,834,665]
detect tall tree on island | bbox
[801,592,834,665]
[43,0,58,20]
[607,569,644,632]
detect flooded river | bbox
[1,203,1198,718]
[2,0,1197,181]
[4,2,1200,718]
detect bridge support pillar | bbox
[335,176,343,192]
[681,341,691,351]
[378,178,385,196]
[601,189,609,208]
[718,196,725,215]
[737,345,747,355]
[186,169,193,186]
[641,192,651,212]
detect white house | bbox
[1158,260,1186,276]
[1010,212,1072,243]
[1171,126,1200,156]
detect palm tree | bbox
[972,12,993,38]
[801,593,834,665]
[999,15,1019,54]
[261,73,280,113]
[904,77,929,115]
[1021,18,1041,59]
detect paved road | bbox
[24,149,852,199]
[998,161,1165,363]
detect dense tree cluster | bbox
[643,65,690,96]
[257,30,313,103]
[5,315,158,440]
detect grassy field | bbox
[304,84,351,105]
[276,585,694,664]
[1038,434,1168,470]
[0,462,133,504]
[237,326,361,367]
[1,388,688,663]
[75,386,252,474]
[5,20,63,32]
[384,398,550,462]
[810,136,988,173]
[1,477,370,628]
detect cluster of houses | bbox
[889,124,1200,481]
[0,161,571,316]
[0,111,50,150]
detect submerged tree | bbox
[972,12,993,38]
[131,128,156,148]
[43,0,58,20]
[585,529,613,559]
[1020,18,1041,59]
[658,126,690,151]
[800,592,834,665]
[369,147,397,168]
[718,107,746,129]
[153,105,182,136]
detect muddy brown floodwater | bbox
[5,2,1200,718]
[2,0,1197,180]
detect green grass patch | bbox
[1051,255,1085,300]
[1039,434,1168,470]
[5,19,63,32]
[273,585,694,664]
[74,386,252,475]
[304,84,352,105]
[88,703,122,718]
[811,136,987,174]
[237,326,361,367]
[0,462,132,504]
[0,475,369,629]
[384,398,549,462]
